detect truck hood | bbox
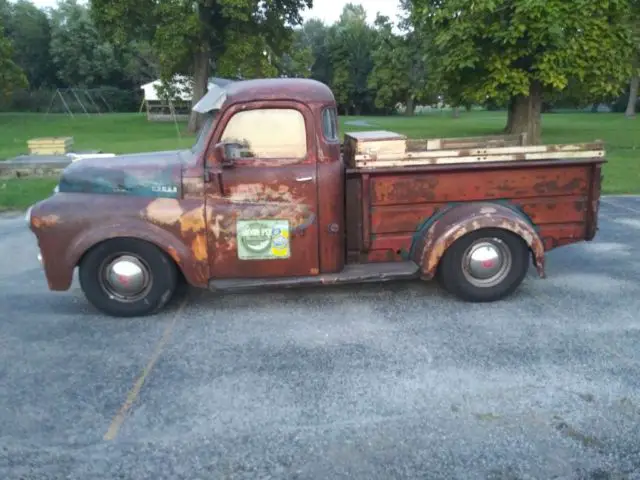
[57,149,190,198]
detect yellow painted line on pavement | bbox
[103,295,189,441]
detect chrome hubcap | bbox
[100,255,151,302]
[462,239,512,288]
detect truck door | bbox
[204,101,320,279]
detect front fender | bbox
[410,202,546,280]
[66,220,209,288]
[29,193,210,292]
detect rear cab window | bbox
[322,107,339,143]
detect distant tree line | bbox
[0,0,157,113]
[1,0,638,141]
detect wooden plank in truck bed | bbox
[342,131,529,167]
[407,133,528,151]
[354,142,605,168]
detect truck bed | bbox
[344,145,605,265]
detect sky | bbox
[27,0,404,26]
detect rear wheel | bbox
[79,238,178,317]
[437,228,530,302]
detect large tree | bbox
[625,0,640,117]
[297,18,333,86]
[50,0,121,89]
[368,13,433,115]
[327,4,376,115]
[3,0,55,89]
[0,24,27,101]
[90,0,313,132]
[411,0,636,143]
[275,28,314,78]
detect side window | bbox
[220,108,307,159]
[322,107,338,142]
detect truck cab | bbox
[27,78,605,317]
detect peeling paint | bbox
[191,234,208,262]
[413,203,546,280]
[210,214,224,239]
[143,198,184,226]
[227,183,295,203]
[179,206,206,235]
[32,214,60,229]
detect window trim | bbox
[206,101,313,167]
[321,106,339,143]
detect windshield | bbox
[191,111,218,154]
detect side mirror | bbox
[213,142,234,168]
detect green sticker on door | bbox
[236,219,291,260]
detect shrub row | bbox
[0,87,144,113]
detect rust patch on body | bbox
[143,198,184,225]
[167,246,180,263]
[32,214,60,229]
[227,183,295,203]
[191,234,208,262]
[179,206,206,234]
[368,166,590,206]
[210,214,224,239]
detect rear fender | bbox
[410,202,545,279]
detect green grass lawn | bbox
[0,177,59,211]
[0,112,194,160]
[0,110,638,210]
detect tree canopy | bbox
[1,0,639,133]
[90,0,314,131]
[411,0,637,143]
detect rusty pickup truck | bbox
[26,78,605,317]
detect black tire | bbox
[79,238,178,317]
[437,228,530,303]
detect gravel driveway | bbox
[1,196,639,480]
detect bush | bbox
[0,88,55,113]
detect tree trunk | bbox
[188,45,210,134]
[504,98,516,133]
[625,75,639,118]
[504,81,543,145]
[452,106,460,118]
[405,95,415,116]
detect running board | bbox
[208,261,420,292]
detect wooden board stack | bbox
[342,130,605,169]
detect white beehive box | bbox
[343,131,407,167]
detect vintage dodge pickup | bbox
[26,78,605,317]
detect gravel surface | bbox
[1,196,639,480]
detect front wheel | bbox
[437,228,530,303]
[79,238,178,317]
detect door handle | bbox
[296,176,313,182]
